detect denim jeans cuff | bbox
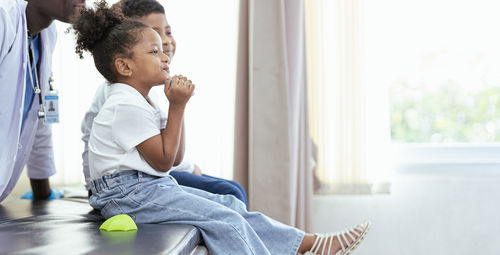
[289,230,305,255]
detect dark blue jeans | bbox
[169,171,248,209]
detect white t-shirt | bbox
[82,82,194,187]
[88,83,173,179]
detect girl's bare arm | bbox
[136,75,194,172]
[173,119,185,166]
[137,105,185,171]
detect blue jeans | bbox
[89,171,304,255]
[169,171,249,209]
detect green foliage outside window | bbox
[390,82,500,143]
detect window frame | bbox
[393,143,500,175]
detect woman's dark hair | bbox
[72,0,149,82]
[121,0,165,18]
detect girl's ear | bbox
[114,57,134,77]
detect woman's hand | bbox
[165,75,195,107]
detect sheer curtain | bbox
[51,22,103,186]
[305,0,391,194]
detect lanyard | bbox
[27,34,45,119]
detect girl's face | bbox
[136,13,176,62]
[130,28,170,86]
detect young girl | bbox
[74,1,370,254]
[81,0,248,208]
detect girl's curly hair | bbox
[72,0,149,82]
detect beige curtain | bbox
[233,0,313,231]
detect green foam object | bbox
[100,214,138,231]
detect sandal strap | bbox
[310,233,323,254]
[311,233,336,255]
[338,226,362,252]
[337,231,348,251]
[326,234,334,255]
[345,228,357,241]
[354,226,364,233]
[321,234,334,255]
[307,221,371,255]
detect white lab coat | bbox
[0,0,57,202]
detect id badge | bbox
[44,89,59,123]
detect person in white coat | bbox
[0,0,85,202]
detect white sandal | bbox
[304,221,371,255]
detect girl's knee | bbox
[226,181,248,206]
[215,182,246,201]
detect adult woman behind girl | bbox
[75,1,370,254]
[81,0,247,207]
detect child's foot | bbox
[305,221,371,255]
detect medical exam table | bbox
[0,197,208,254]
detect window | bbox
[363,0,500,173]
[362,0,500,144]
[306,0,500,194]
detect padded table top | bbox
[0,198,207,255]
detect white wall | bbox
[313,171,500,255]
